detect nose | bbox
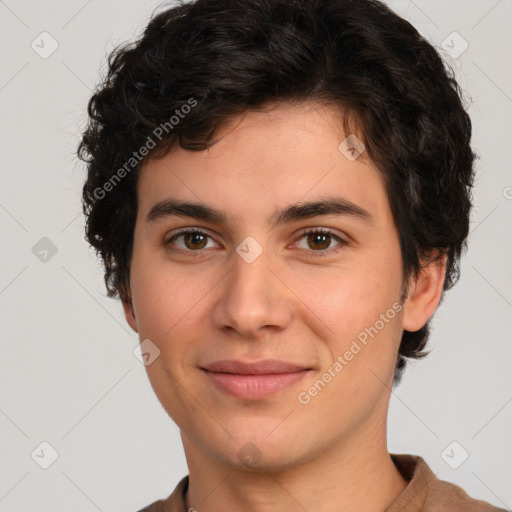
[210,246,293,338]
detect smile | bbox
[203,369,311,400]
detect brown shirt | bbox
[136,453,508,512]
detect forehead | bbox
[136,102,390,226]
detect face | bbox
[124,102,423,471]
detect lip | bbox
[203,359,309,375]
[201,359,311,400]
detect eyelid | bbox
[165,226,218,242]
[165,227,222,251]
[294,226,347,241]
[291,227,348,256]
[165,226,348,257]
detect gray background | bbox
[0,0,511,511]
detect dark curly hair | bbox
[78,0,475,385]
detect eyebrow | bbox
[146,197,373,226]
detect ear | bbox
[122,296,139,333]
[402,252,447,332]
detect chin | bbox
[208,428,315,471]
[222,444,310,473]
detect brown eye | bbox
[166,229,217,252]
[295,228,347,256]
[306,232,332,250]
[182,232,208,250]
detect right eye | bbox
[165,228,220,254]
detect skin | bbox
[122,102,446,512]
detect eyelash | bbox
[165,227,348,258]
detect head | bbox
[79,0,474,470]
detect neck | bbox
[181,422,408,512]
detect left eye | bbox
[294,229,346,253]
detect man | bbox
[78,0,507,510]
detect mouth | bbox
[201,359,312,400]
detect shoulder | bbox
[133,475,189,512]
[135,500,166,512]
[389,454,508,512]
[430,477,507,512]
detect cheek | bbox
[294,272,403,421]
[130,248,211,339]
[288,263,401,338]
[284,251,403,385]
[129,258,212,422]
